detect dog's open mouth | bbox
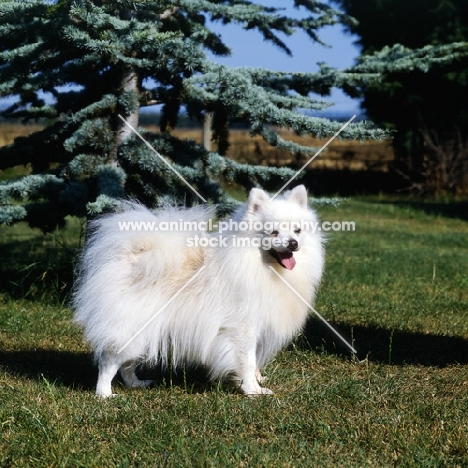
[269,250,296,270]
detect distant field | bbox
[0,123,44,147]
[0,124,46,179]
[0,122,394,174]
[158,126,395,171]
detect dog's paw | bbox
[126,379,154,389]
[96,393,118,399]
[245,388,274,398]
[240,384,274,396]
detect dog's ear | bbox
[247,188,270,213]
[286,185,308,209]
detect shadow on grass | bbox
[0,236,76,302]
[2,319,468,394]
[0,349,215,393]
[0,265,73,303]
[299,316,468,366]
[0,350,96,391]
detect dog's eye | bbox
[271,230,279,237]
[294,228,301,234]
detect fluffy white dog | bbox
[73,185,324,397]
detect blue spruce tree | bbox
[0,0,466,231]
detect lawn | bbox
[1,198,467,467]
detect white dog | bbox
[73,185,324,397]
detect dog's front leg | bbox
[238,337,272,396]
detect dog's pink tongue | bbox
[278,252,296,270]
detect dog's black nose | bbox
[288,239,298,251]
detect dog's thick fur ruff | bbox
[73,185,324,396]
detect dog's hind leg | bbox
[255,368,268,384]
[96,352,123,397]
[119,361,154,389]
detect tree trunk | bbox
[203,111,213,151]
[108,66,140,165]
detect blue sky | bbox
[1,2,361,116]
[206,3,362,116]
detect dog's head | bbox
[245,185,318,270]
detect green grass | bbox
[1,199,468,467]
